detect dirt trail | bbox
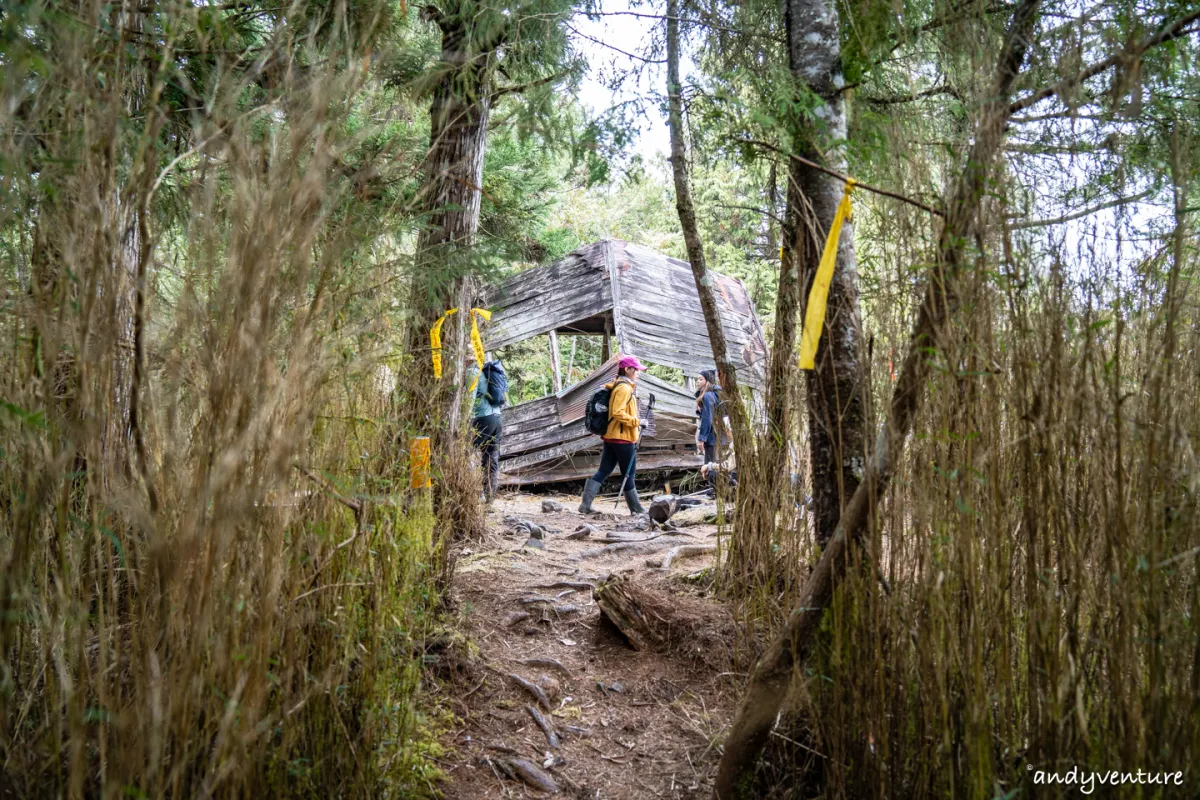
[439,491,737,798]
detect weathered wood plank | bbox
[480,250,598,303]
[501,395,559,428]
[486,294,612,350]
[502,420,587,456]
[500,434,596,471]
[604,240,627,353]
[499,450,705,486]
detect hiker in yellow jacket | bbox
[578,355,647,515]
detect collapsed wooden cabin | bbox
[482,239,769,486]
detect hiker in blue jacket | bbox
[696,368,722,466]
[469,359,506,502]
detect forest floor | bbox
[436,490,740,798]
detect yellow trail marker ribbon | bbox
[798,179,855,370]
[430,307,492,383]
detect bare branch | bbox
[564,24,665,64]
[737,138,945,217]
[1009,189,1154,229]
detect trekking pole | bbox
[614,470,629,509]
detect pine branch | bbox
[861,84,963,105]
[1008,10,1200,115]
[492,70,571,99]
[564,24,665,64]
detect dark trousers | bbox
[702,440,736,491]
[472,414,502,498]
[591,441,637,489]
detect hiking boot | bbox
[624,488,646,515]
[578,478,601,514]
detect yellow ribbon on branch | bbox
[430,307,492,382]
[798,179,855,370]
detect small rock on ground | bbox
[541,500,564,513]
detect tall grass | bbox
[760,175,1200,795]
[0,2,450,796]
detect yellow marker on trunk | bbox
[430,307,492,384]
[798,179,855,370]
[409,436,431,490]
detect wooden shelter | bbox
[482,239,769,486]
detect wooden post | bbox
[410,436,432,490]
[548,329,562,393]
[602,318,612,362]
[565,336,577,385]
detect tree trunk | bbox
[784,0,867,547]
[406,6,496,402]
[763,161,779,271]
[665,0,761,578]
[399,6,500,540]
[713,2,1040,794]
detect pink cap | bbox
[617,354,647,371]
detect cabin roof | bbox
[481,239,769,390]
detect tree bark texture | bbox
[397,5,502,540]
[713,1,1040,794]
[664,0,756,476]
[406,4,498,391]
[784,0,866,547]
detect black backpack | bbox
[584,385,612,435]
[483,362,508,408]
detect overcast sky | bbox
[569,0,697,162]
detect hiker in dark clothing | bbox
[469,359,506,502]
[696,368,722,466]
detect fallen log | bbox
[592,574,669,651]
[593,532,671,544]
[578,535,692,560]
[488,756,559,794]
